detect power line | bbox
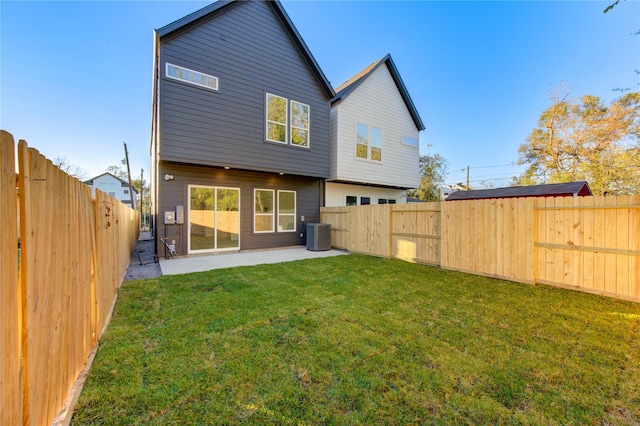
[447,163,519,177]
[468,163,517,169]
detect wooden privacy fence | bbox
[321,195,640,303]
[321,203,441,265]
[1,131,140,426]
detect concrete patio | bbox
[159,246,349,276]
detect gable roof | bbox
[331,54,425,131]
[84,172,139,193]
[156,0,335,98]
[445,181,592,201]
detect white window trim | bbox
[354,122,383,163]
[165,63,219,91]
[266,93,288,144]
[265,94,311,148]
[254,188,275,233]
[290,100,310,149]
[277,190,297,232]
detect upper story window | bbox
[356,122,382,162]
[166,63,219,91]
[266,93,310,148]
[266,94,287,143]
[402,136,418,148]
[346,196,357,206]
[291,101,309,147]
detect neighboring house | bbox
[326,54,425,207]
[445,181,592,201]
[150,0,335,257]
[84,173,138,209]
[440,184,466,200]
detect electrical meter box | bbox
[164,211,176,224]
[176,205,184,224]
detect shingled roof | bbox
[445,181,592,201]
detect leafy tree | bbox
[603,0,639,93]
[407,153,449,201]
[603,0,622,13]
[106,164,128,181]
[515,91,640,195]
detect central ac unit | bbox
[306,223,331,251]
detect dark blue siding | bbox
[158,0,331,178]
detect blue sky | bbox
[1,1,638,187]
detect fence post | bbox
[388,205,393,260]
[532,197,538,285]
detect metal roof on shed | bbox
[445,181,592,201]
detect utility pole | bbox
[466,165,470,190]
[140,168,144,229]
[123,142,135,207]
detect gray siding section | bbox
[159,1,331,178]
[157,162,322,257]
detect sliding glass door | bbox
[189,185,240,253]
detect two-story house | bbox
[327,54,425,207]
[151,0,335,257]
[84,173,138,209]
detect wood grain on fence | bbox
[533,195,640,302]
[1,131,22,426]
[322,195,638,303]
[441,197,536,284]
[319,207,349,249]
[321,203,442,265]
[390,203,441,265]
[1,132,139,426]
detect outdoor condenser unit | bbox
[306,223,331,251]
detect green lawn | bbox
[72,254,640,425]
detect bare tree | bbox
[53,156,87,180]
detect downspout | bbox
[150,29,160,259]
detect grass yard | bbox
[72,254,640,425]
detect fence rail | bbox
[321,195,640,303]
[1,131,140,426]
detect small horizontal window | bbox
[166,63,219,91]
[402,136,418,147]
[346,196,357,206]
[361,197,371,205]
